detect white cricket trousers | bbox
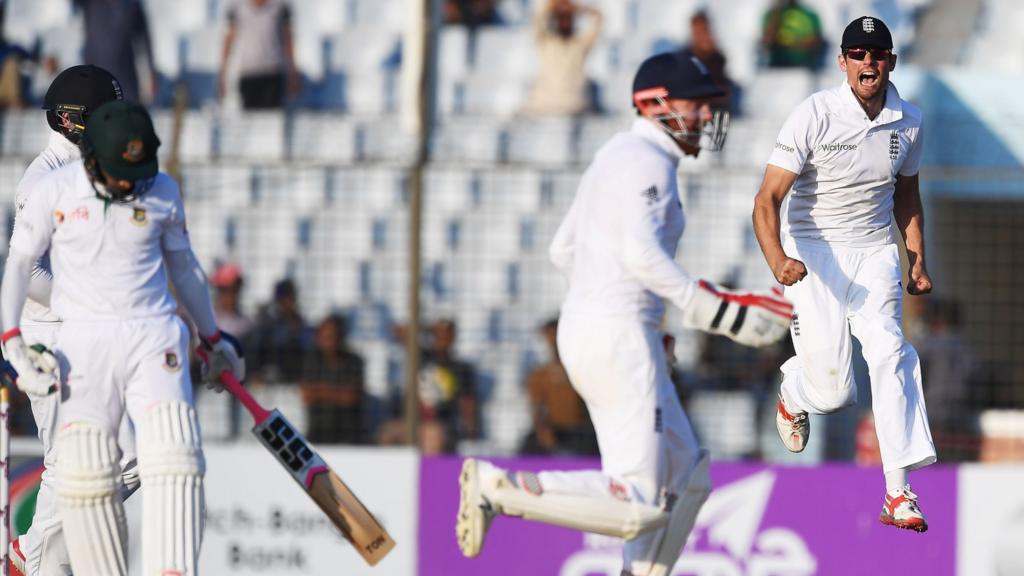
[19,322,137,576]
[555,314,703,573]
[780,238,936,473]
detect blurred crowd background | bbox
[1,0,1022,469]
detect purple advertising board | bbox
[420,457,956,576]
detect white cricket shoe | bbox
[457,458,502,558]
[880,485,928,533]
[775,394,809,452]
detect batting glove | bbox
[199,331,245,392]
[2,332,59,397]
[682,280,794,348]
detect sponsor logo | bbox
[818,143,858,152]
[643,185,659,205]
[863,17,875,33]
[164,351,181,372]
[122,139,146,163]
[561,471,817,576]
[54,210,64,224]
[774,142,795,153]
[792,313,800,337]
[66,206,89,222]
[132,207,148,226]
[889,130,900,160]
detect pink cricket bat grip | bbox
[195,346,270,425]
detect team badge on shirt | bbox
[132,207,148,226]
[163,351,181,372]
[54,209,65,224]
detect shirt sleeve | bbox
[161,179,192,253]
[9,177,57,262]
[767,98,814,175]
[618,160,696,312]
[899,119,925,177]
[549,192,580,276]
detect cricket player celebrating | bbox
[457,53,793,576]
[5,65,141,576]
[1,101,243,575]
[753,16,936,532]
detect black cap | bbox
[632,52,724,107]
[43,65,123,133]
[841,16,893,50]
[84,101,160,181]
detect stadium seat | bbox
[504,118,578,167]
[216,112,286,161]
[289,113,360,163]
[179,26,223,107]
[0,112,51,158]
[430,117,505,164]
[350,0,406,30]
[470,28,536,80]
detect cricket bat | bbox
[211,363,396,566]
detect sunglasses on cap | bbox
[844,47,892,61]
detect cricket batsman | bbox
[0,100,244,575]
[457,52,794,575]
[4,65,140,576]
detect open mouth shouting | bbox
[858,69,880,89]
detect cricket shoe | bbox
[880,485,928,533]
[776,394,809,452]
[457,458,501,558]
[9,537,26,576]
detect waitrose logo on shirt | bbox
[818,143,858,152]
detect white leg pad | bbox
[56,422,128,576]
[137,402,205,576]
[642,450,712,576]
[491,486,668,540]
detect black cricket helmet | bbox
[43,65,124,144]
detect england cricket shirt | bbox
[13,132,82,324]
[767,81,924,247]
[550,118,695,325]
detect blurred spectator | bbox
[209,262,252,340]
[300,314,366,445]
[73,0,157,103]
[678,10,741,116]
[519,0,603,117]
[417,319,479,453]
[520,318,597,456]
[247,278,311,383]
[444,0,500,26]
[917,299,978,461]
[759,0,824,70]
[219,0,300,110]
[380,319,479,453]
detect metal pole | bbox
[403,0,437,447]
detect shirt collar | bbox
[631,118,685,163]
[838,80,903,126]
[48,131,82,162]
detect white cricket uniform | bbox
[11,133,137,576]
[768,81,936,473]
[9,162,194,443]
[547,118,703,574]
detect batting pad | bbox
[492,484,669,540]
[630,450,712,576]
[56,422,128,576]
[137,402,205,576]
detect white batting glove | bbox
[3,333,59,397]
[682,280,794,348]
[199,331,245,392]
